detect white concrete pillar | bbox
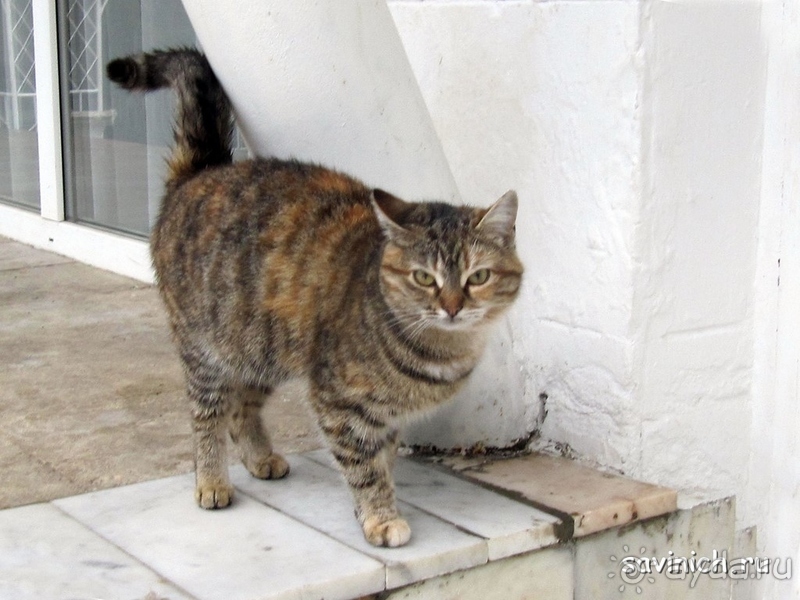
[180,0,529,448]
[180,0,459,202]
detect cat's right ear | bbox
[371,189,413,241]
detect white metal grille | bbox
[67,0,109,113]
[0,0,36,131]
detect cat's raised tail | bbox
[106,48,233,187]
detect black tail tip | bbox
[106,58,137,87]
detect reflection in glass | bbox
[62,0,196,236]
[0,0,40,210]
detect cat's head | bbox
[372,189,523,334]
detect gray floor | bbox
[0,236,319,510]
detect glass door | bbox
[58,0,196,236]
[0,0,40,210]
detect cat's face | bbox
[373,190,523,334]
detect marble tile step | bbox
[0,503,192,600]
[439,452,678,538]
[54,473,385,600]
[235,452,559,588]
[1,450,564,600]
[302,449,560,560]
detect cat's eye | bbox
[413,270,437,287]
[467,269,490,286]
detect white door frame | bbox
[0,0,152,283]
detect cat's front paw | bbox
[245,453,290,480]
[362,516,411,547]
[195,480,234,509]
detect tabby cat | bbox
[107,48,523,547]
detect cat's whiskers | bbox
[381,307,426,327]
[402,317,432,342]
[379,306,441,344]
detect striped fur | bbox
[108,49,523,547]
[107,48,233,186]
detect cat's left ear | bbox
[371,189,413,241]
[476,190,518,245]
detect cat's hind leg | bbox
[228,385,290,480]
[184,355,235,509]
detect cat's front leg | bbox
[360,426,410,547]
[314,399,410,547]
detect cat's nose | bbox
[440,292,464,318]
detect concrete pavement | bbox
[0,236,319,509]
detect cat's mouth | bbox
[429,310,483,331]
